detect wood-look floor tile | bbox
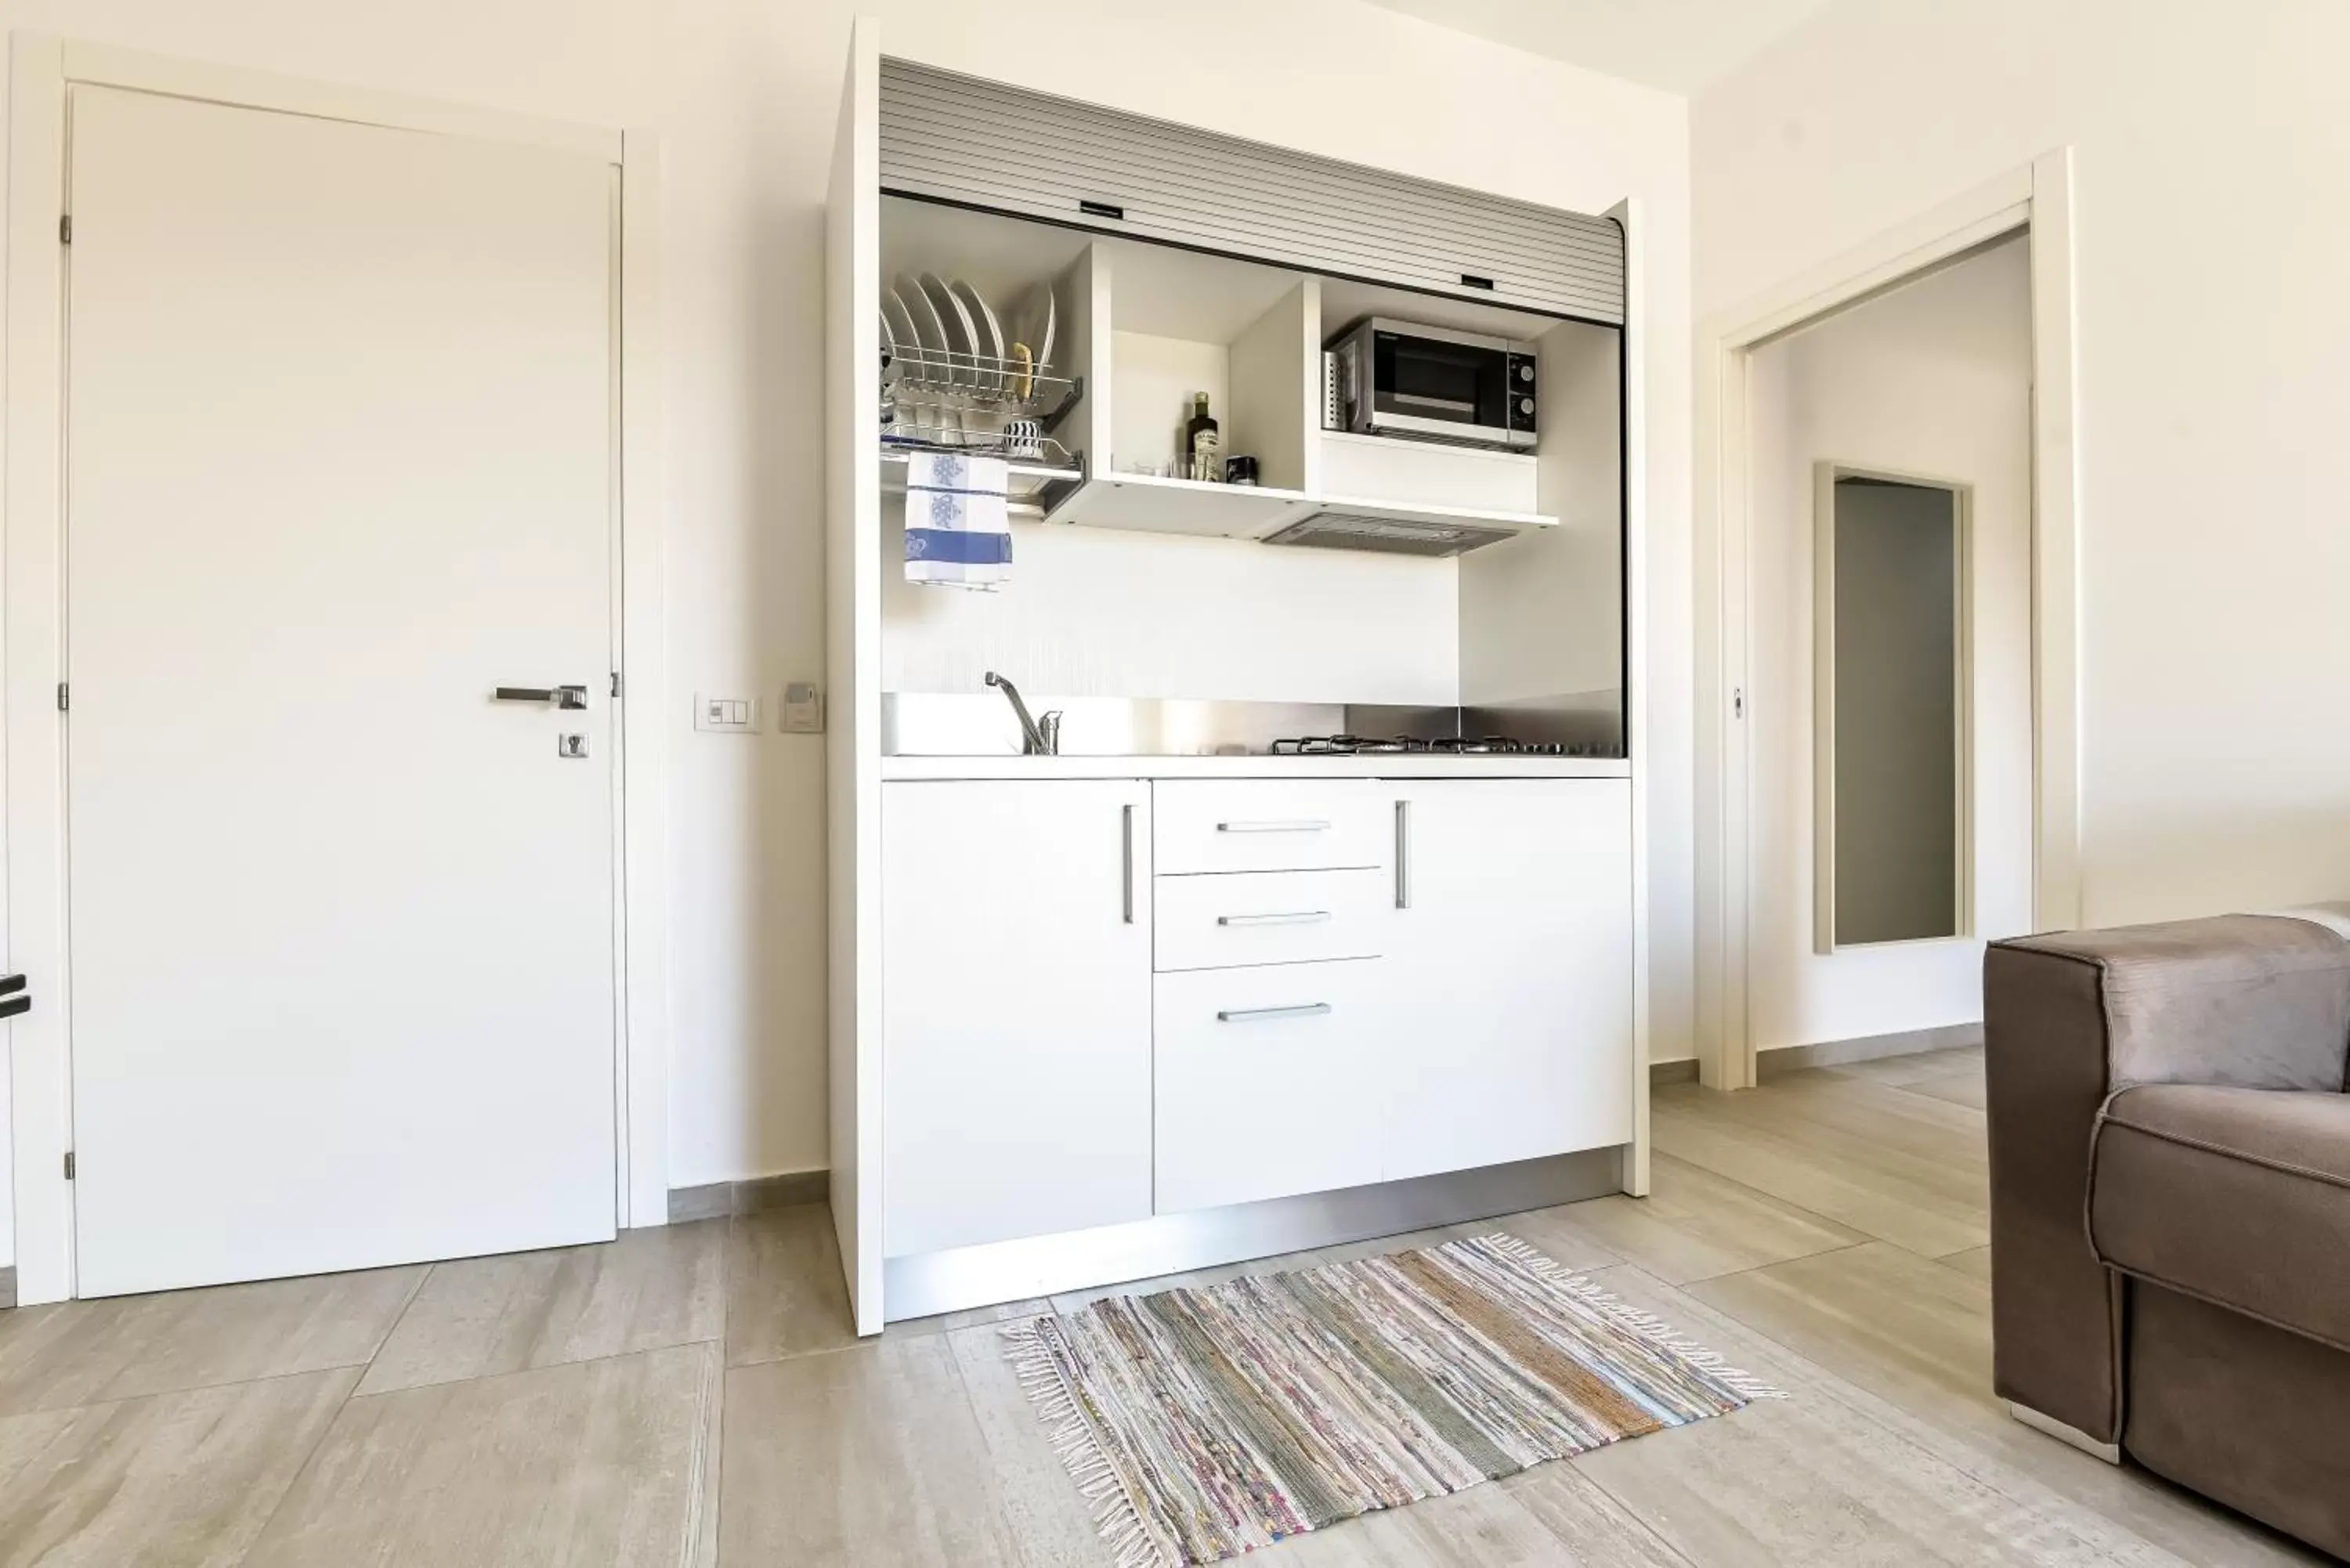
[1493,1465,1696,1566]
[1813,1045,1985,1087]
[1499,1154,1865,1284]
[245,1342,714,1568]
[0,1266,422,1415]
[721,1336,1020,1566]
[1654,1077,1987,1256]
[947,1322,1110,1567]
[358,1220,724,1394]
[1681,1245,2322,1563]
[888,1297,1050,1340]
[1905,1069,1989,1111]
[0,1367,354,1567]
[1261,1478,1686,1566]
[1940,1245,1994,1281]
[1686,1241,1995,1419]
[1564,1265,2220,1566]
[689,1335,724,1568]
[724,1205,859,1366]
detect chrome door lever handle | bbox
[495,685,590,710]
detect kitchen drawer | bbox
[1154,960,1388,1214]
[1154,869,1386,972]
[1153,780,1389,875]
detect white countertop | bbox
[880,753,1631,781]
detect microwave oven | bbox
[1324,317,1537,451]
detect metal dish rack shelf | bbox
[880,348,1085,505]
[886,345,1082,425]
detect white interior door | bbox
[64,85,620,1297]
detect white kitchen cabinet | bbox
[881,780,1153,1255]
[1154,959,1389,1213]
[1383,779,1634,1182]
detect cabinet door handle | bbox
[1121,803,1136,925]
[1217,911,1332,927]
[1394,799,1412,909]
[1216,1002,1332,1024]
[1217,819,1330,834]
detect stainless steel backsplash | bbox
[883,692,1625,757]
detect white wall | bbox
[1747,238,2033,1050]
[0,0,1693,1242]
[1698,0,2350,938]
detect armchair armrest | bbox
[1984,913,2350,1445]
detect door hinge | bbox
[59,213,71,245]
[63,1151,74,1180]
[1733,687,1744,719]
[609,671,622,699]
[56,682,69,712]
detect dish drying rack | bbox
[884,344,1081,426]
[880,345,1084,508]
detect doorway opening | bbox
[1694,157,2082,1091]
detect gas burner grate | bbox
[1267,734,1618,757]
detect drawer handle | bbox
[1217,1003,1333,1024]
[1217,819,1331,834]
[1217,911,1332,927]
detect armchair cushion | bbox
[2091,1084,2350,1352]
[2002,914,2350,1093]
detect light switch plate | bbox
[694,693,760,733]
[781,681,825,734]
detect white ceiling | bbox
[1364,0,1837,93]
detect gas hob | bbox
[1265,734,1618,758]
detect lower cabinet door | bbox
[1383,779,1635,1182]
[882,780,1154,1255]
[1154,959,1388,1213]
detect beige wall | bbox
[1698,0,2350,933]
[0,0,1693,1255]
[1747,238,2033,1049]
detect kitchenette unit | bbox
[826,22,1649,1331]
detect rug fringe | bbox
[1000,1320,1180,1568]
[1473,1234,1788,1401]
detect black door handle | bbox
[0,974,28,1021]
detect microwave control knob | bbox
[1517,362,1535,382]
[1518,396,1536,417]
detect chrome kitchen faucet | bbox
[984,671,1061,756]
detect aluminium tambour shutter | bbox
[877,59,1625,327]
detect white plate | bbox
[888,279,956,443]
[918,272,978,388]
[893,275,948,383]
[949,280,1005,396]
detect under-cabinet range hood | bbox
[1260,504,1534,558]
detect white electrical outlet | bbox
[694,693,760,733]
[781,681,825,734]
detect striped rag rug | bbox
[1003,1232,1781,1566]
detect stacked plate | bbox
[880,273,1057,450]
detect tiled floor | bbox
[0,1046,2327,1565]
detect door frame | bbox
[1693,153,2081,1089]
[5,34,673,1305]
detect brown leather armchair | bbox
[1986,912,2350,1558]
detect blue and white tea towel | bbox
[905,452,1011,590]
